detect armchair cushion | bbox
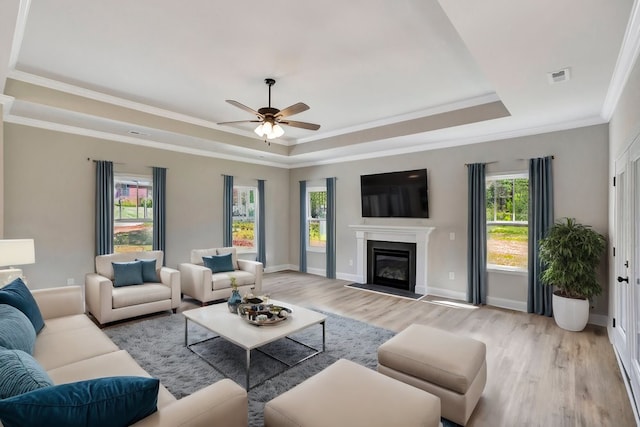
[0,304,36,354]
[0,348,53,399]
[0,376,159,427]
[136,258,159,282]
[203,253,235,273]
[0,277,45,333]
[112,261,144,287]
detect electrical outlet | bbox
[448,272,455,280]
[449,232,455,241]
[349,259,353,266]
[67,278,75,285]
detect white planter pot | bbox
[552,293,589,331]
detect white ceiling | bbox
[0,0,638,168]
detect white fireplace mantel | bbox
[349,225,435,295]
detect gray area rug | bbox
[104,309,458,427]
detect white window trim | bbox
[306,186,327,253]
[486,171,529,272]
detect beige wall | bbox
[290,124,609,314]
[3,124,290,288]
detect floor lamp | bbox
[0,239,35,286]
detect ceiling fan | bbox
[217,78,320,142]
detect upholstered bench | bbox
[264,358,441,427]
[377,324,486,426]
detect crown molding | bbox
[602,0,640,121]
[3,114,292,169]
[295,92,501,144]
[7,69,292,147]
[289,115,606,168]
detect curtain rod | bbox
[465,155,554,167]
[220,174,267,181]
[89,158,168,169]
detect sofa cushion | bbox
[47,350,176,410]
[0,376,159,427]
[203,253,235,273]
[0,304,36,354]
[136,258,159,282]
[112,284,172,309]
[0,348,53,399]
[34,324,119,371]
[212,271,256,291]
[0,277,45,333]
[112,261,144,287]
[95,251,164,280]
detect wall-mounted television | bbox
[360,169,429,218]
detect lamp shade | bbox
[0,239,35,267]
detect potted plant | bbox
[538,217,606,331]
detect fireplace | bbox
[367,240,416,292]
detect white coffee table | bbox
[183,299,326,390]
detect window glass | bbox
[114,175,153,253]
[486,175,528,270]
[307,188,327,250]
[233,186,257,250]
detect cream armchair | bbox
[178,247,263,305]
[85,250,180,325]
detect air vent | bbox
[547,67,571,84]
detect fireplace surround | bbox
[350,225,435,295]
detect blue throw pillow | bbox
[0,277,45,333]
[136,258,159,282]
[0,304,36,354]
[0,348,53,399]
[0,376,159,427]
[203,253,235,273]
[111,261,143,287]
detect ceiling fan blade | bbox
[275,102,309,118]
[217,120,261,125]
[226,100,262,117]
[280,120,321,131]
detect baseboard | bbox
[486,296,527,312]
[589,313,608,327]
[264,264,296,273]
[426,287,467,301]
[337,272,360,282]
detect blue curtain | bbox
[257,179,266,266]
[326,177,337,279]
[299,181,307,273]
[223,175,233,247]
[95,160,113,256]
[152,167,166,261]
[528,156,554,316]
[467,163,487,305]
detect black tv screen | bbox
[360,169,429,218]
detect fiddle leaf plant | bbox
[538,217,606,300]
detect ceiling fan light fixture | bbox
[269,124,285,139]
[262,120,273,136]
[254,123,265,136]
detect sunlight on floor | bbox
[424,300,479,310]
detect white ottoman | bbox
[378,324,486,426]
[264,358,441,427]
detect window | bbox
[486,174,528,270]
[307,187,327,251]
[114,175,153,253]
[233,186,257,250]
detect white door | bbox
[628,140,640,405]
[613,152,631,371]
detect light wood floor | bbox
[237,270,635,427]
